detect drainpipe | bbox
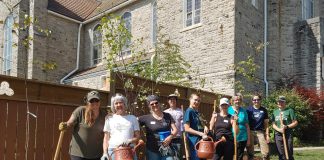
[60,23,82,84]
[264,0,269,97]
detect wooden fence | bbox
[0,73,224,160]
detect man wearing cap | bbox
[246,94,270,160]
[272,96,298,160]
[59,90,107,160]
[164,94,183,159]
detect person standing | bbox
[246,94,270,160]
[139,95,178,160]
[228,93,250,160]
[164,94,183,159]
[209,97,239,160]
[101,94,140,160]
[272,96,298,160]
[183,93,209,160]
[59,91,107,160]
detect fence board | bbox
[0,100,7,160]
[6,101,18,160]
[61,106,75,159]
[16,101,27,160]
[35,104,45,160]
[26,103,37,160]
[44,104,55,160]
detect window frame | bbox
[121,11,132,57]
[91,24,103,66]
[184,0,202,28]
[151,1,158,45]
[2,15,14,75]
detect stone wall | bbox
[234,0,265,94]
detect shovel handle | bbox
[53,131,65,160]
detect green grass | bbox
[255,149,324,160]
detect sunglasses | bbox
[253,99,261,102]
[150,102,159,106]
[89,99,100,103]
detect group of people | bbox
[59,91,298,160]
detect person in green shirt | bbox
[271,96,298,160]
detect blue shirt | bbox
[228,106,249,141]
[183,107,204,145]
[246,106,269,131]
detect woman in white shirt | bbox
[101,94,140,160]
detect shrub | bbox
[262,89,312,140]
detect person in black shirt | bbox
[138,95,178,160]
[209,98,239,160]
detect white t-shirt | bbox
[103,114,140,148]
[164,107,183,137]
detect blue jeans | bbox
[108,148,138,160]
[146,149,174,160]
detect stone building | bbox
[0,0,323,96]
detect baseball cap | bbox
[220,98,229,105]
[167,94,178,100]
[86,91,100,102]
[278,96,286,102]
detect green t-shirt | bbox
[271,108,296,133]
[69,106,107,158]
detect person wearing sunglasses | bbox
[228,93,250,160]
[246,94,270,160]
[138,95,178,160]
[59,90,107,160]
[101,93,140,160]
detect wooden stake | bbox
[280,112,289,160]
[53,130,65,160]
[181,105,190,160]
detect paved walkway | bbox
[254,146,324,151]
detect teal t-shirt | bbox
[228,106,249,141]
[271,108,296,133]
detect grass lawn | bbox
[255,149,324,160]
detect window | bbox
[2,15,13,75]
[185,0,201,27]
[252,0,258,9]
[122,12,132,56]
[302,0,314,20]
[152,1,158,45]
[92,24,102,65]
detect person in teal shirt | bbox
[228,93,250,160]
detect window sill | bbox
[180,23,202,33]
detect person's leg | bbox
[223,140,234,160]
[188,140,199,160]
[146,149,161,160]
[247,131,255,160]
[236,141,247,160]
[274,133,285,160]
[107,148,115,160]
[214,141,225,160]
[286,133,294,160]
[256,131,270,160]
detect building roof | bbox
[48,0,130,21]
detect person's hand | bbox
[59,122,67,131]
[200,132,208,140]
[162,135,172,146]
[100,153,109,160]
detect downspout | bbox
[60,23,82,83]
[264,0,269,97]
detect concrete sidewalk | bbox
[254,146,324,151]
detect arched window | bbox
[122,12,132,56]
[2,15,13,75]
[92,24,102,65]
[152,1,158,45]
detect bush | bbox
[262,89,312,140]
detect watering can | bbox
[195,136,226,159]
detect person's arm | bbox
[272,122,283,133]
[66,114,76,127]
[163,123,178,146]
[184,123,205,137]
[103,132,110,154]
[287,120,298,129]
[209,113,217,131]
[245,123,251,146]
[264,119,270,143]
